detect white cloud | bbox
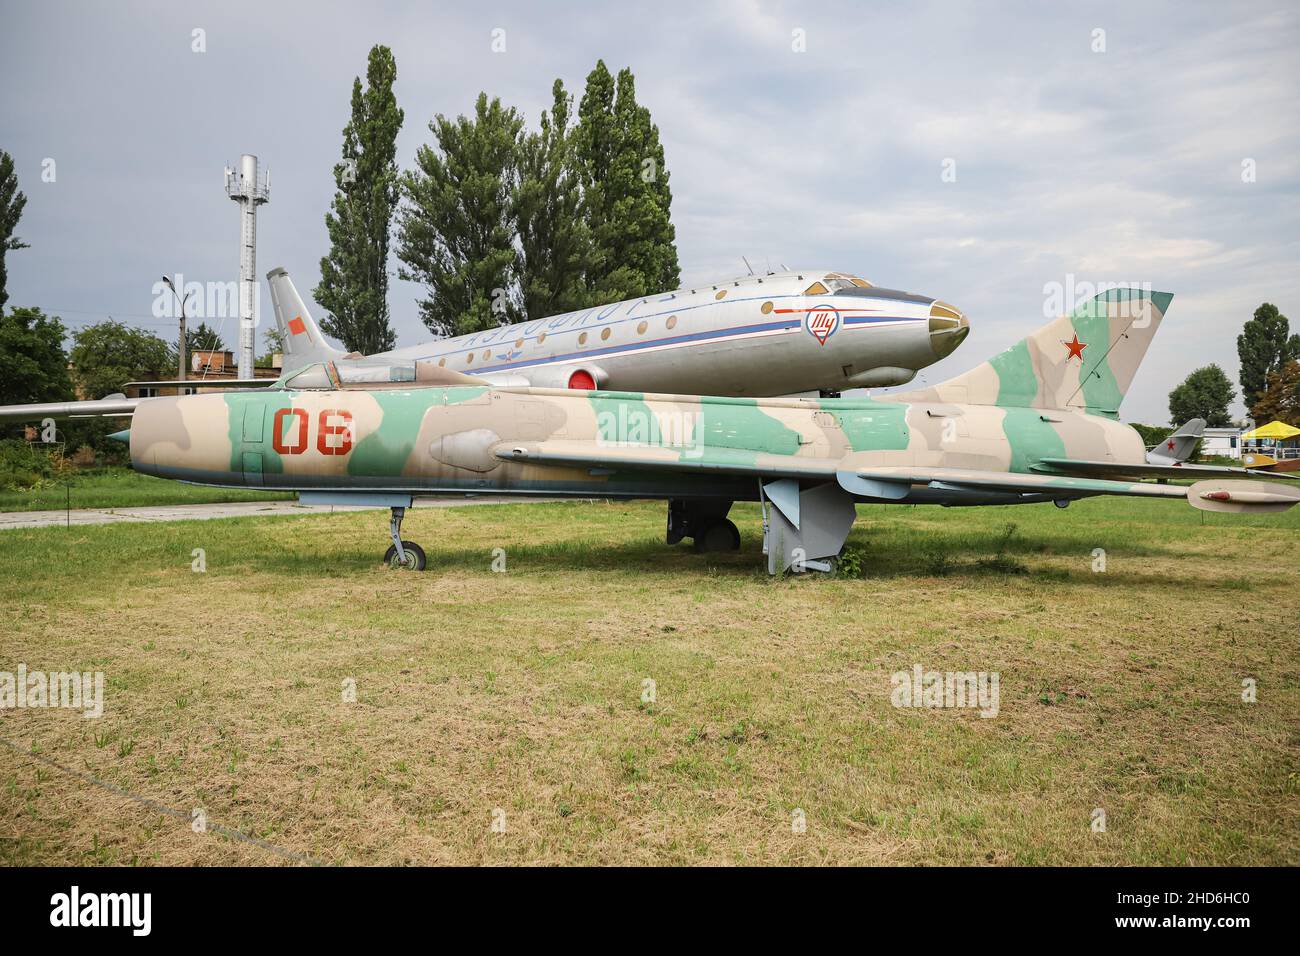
[1,0,1297,423]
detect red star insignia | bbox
[1064,334,1087,361]
[1166,439,1176,450]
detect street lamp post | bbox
[161,275,193,382]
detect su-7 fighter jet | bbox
[54,287,1292,571]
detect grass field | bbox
[1,496,1296,865]
[0,468,293,512]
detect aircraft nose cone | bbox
[928,301,970,359]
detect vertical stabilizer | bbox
[1147,418,1205,464]
[889,288,1173,417]
[266,266,346,373]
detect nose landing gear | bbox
[383,506,427,571]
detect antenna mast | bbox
[225,154,270,379]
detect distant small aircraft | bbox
[11,286,1291,573]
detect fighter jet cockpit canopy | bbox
[278,359,485,391]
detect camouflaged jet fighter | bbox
[17,286,1282,573]
[5,287,1296,572]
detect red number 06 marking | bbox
[271,408,309,455]
[316,409,354,456]
[270,407,353,456]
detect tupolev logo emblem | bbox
[805,306,840,346]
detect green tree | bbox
[0,307,73,406]
[398,93,524,337]
[68,320,173,399]
[1129,422,1173,450]
[1168,365,1235,428]
[1237,303,1299,411]
[514,80,598,322]
[257,325,286,368]
[0,149,29,315]
[169,321,226,372]
[187,321,225,354]
[315,45,404,355]
[573,62,679,301]
[1249,360,1300,427]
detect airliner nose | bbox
[928,301,970,359]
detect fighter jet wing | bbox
[496,443,1266,501]
[1031,457,1297,481]
[837,464,1193,500]
[497,443,1200,498]
[494,440,840,480]
[838,464,1300,511]
[124,378,274,390]
[0,396,140,422]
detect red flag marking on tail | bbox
[288,316,306,336]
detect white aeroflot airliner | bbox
[267,266,970,396]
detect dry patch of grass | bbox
[1,497,1296,865]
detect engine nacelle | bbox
[524,365,610,390]
[843,366,917,388]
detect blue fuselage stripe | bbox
[420,313,922,375]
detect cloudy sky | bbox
[3,0,1297,423]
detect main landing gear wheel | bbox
[383,505,427,571]
[693,518,741,553]
[384,541,426,571]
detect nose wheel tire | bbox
[383,541,426,571]
[693,519,741,553]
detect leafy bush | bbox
[835,545,867,578]
[0,439,58,490]
[923,547,956,576]
[1130,422,1173,448]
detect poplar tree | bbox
[573,62,680,301]
[315,45,404,354]
[0,149,29,316]
[398,93,524,337]
[515,80,597,321]
[1237,302,1299,411]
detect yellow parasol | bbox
[1241,420,1300,441]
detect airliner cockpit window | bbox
[825,276,872,293]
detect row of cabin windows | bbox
[441,313,688,367]
[288,281,847,380]
[438,279,860,368]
